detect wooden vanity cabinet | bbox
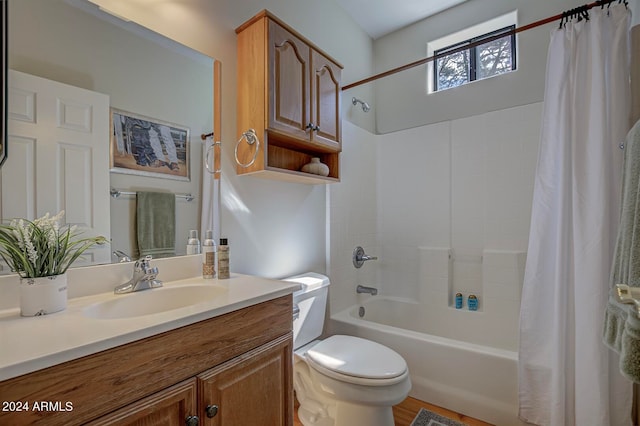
[0,296,293,426]
[86,378,199,426]
[236,10,343,184]
[198,335,292,425]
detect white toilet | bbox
[285,273,411,426]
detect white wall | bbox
[59,0,375,278]
[372,0,597,133]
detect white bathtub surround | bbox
[416,247,524,349]
[330,298,525,426]
[418,247,451,305]
[450,249,483,309]
[328,121,380,315]
[519,6,632,425]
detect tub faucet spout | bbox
[357,285,378,296]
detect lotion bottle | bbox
[202,230,216,279]
[186,230,201,255]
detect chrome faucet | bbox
[112,250,132,263]
[114,255,163,294]
[356,285,378,296]
[353,246,378,268]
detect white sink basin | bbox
[83,285,227,319]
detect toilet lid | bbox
[306,335,407,380]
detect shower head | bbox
[352,97,370,113]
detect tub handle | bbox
[293,304,300,320]
[353,246,378,268]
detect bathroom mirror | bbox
[3,0,216,271]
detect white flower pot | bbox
[19,273,68,316]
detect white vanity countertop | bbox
[0,273,299,381]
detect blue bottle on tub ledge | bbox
[455,292,463,309]
[468,294,478,311]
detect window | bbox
[426,11,518,93]
[434,25,516,92]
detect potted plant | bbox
[0,211,107,316]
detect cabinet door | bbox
[86,378,198,426]
[311,50,342,148]
[268,20,311,140]
[198,334,293,426]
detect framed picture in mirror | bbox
[0,0,7,167]
[110,108,190,181]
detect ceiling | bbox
[335,0,469,39]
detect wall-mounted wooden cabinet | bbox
[236,10,343,184]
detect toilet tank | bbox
[283,272,330,349]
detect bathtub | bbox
[329,296,525,426]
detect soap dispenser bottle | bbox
[202,230,216,279]
[186,230,201,255]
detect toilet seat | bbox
[305,335,408,386]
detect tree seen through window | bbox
[435,25,516,91]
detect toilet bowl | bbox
[284,273,411,426]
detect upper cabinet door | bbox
[311,50,342,148]
[269,20,310,140]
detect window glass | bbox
[436,49,470,90]
[476,29,514,79]
[433,25,515,91]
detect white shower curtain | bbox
[201,139,221,242]
[519,5,632,426]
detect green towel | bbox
[136,191,176,258]
[610,119,640,287]
[604,119,640,382]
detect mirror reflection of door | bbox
[2,70,111,267]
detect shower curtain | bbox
[201,139,220,242]
[519,5,632,426]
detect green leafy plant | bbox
[0,211,107,278]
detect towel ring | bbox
[234,129,260,168]
[205,141,222,174]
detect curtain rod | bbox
[342,0,625,91]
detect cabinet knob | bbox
[305,123,320,132]
[206,404,219,418]
[185,415,199,426]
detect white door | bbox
[1,70,111,267]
